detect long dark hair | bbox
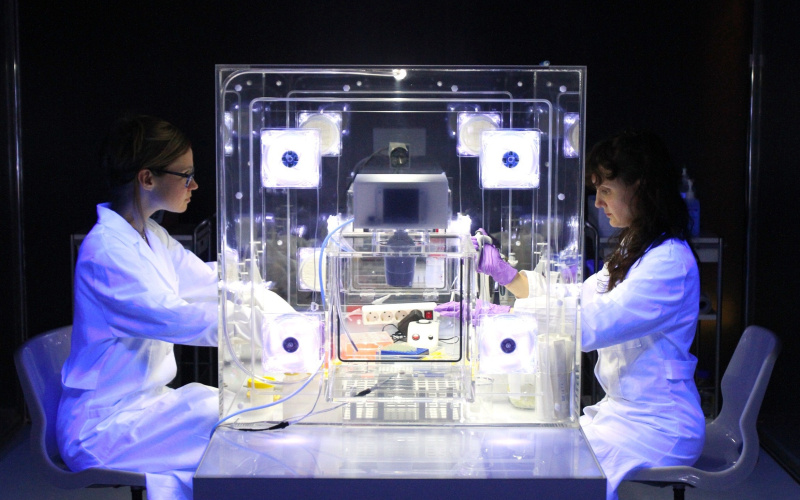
[587,129,692,291]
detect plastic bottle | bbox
[679,167,691,199]
[686,179,700,236]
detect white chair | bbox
[625,325,781,500]
[14,325,147,499]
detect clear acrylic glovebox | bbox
[216,65,585,428]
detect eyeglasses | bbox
[149,168,195,188]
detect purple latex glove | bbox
[473,299,510,319]
[474,233,518,286]
[470,235,480,251]
[434,299,510,325]
[434,301,465,318]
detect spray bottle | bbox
[686,179,700,236]
[680,167,691,199]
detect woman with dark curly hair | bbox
[460,129,704,500]
[578,129,704,499]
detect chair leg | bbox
[672,483,685,500]
[131,485,145,500]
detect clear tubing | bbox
[212,360,325,434]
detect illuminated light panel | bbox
[479,313,537,374]
[298,112,342,156]
[223,112,234,156]
[262,313,323,373]
[457,112,501,156]
[260,129,320,188]
[563,113,580,158]
[479,130,540,189]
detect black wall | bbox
[8,0,783,461]
[752,0,800,478]
[17,0,753,340]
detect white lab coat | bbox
[57,204,220,500]
[579,238,705,500]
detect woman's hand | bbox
[472,229,518,286]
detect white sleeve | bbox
[521,269,547,297]
[83,236,218,347]
[156,225,219,303]
[580,242,697,351]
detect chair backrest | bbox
[705,325,781,475]
[15,325,148,492]
[626,325,780,489]
[14,326,73,465]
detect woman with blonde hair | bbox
[58,115,217,500]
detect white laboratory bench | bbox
[194,425,605,499]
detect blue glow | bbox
[263,313,323,373]
[281,150,299,167]
[479,313,537,374]
[502,151,520,168]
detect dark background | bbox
[3,0,798,480]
